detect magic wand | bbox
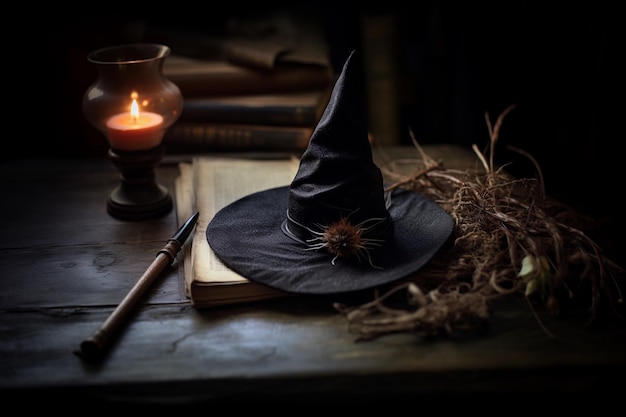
[76,211,199,361]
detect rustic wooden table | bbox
[1,145,624,410]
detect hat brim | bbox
[206,186,454,295]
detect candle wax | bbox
[106,111,164,151]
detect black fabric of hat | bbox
[206,50,454,295]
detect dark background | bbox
[13,1,624,261]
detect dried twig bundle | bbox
[335,105,625,340]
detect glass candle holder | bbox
[83,43,183,220]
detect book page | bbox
[188,157,299,289]
[175,162,196,297]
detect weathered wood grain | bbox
[1,147,623,409]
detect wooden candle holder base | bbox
[107,145,172,220]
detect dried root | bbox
[336,105,625,340]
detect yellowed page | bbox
[189,157,298,289]
[174,162,196,297]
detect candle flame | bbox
[130,99,140,123]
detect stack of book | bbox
[162,37,334,154]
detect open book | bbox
[175,156,300,307]
[174,145,479,307]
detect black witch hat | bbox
[206,50,454,294]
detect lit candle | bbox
[106,98,164,151]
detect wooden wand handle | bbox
[77,242,177,360]
[76,212,199,361]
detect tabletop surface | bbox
[1,145,624,409]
